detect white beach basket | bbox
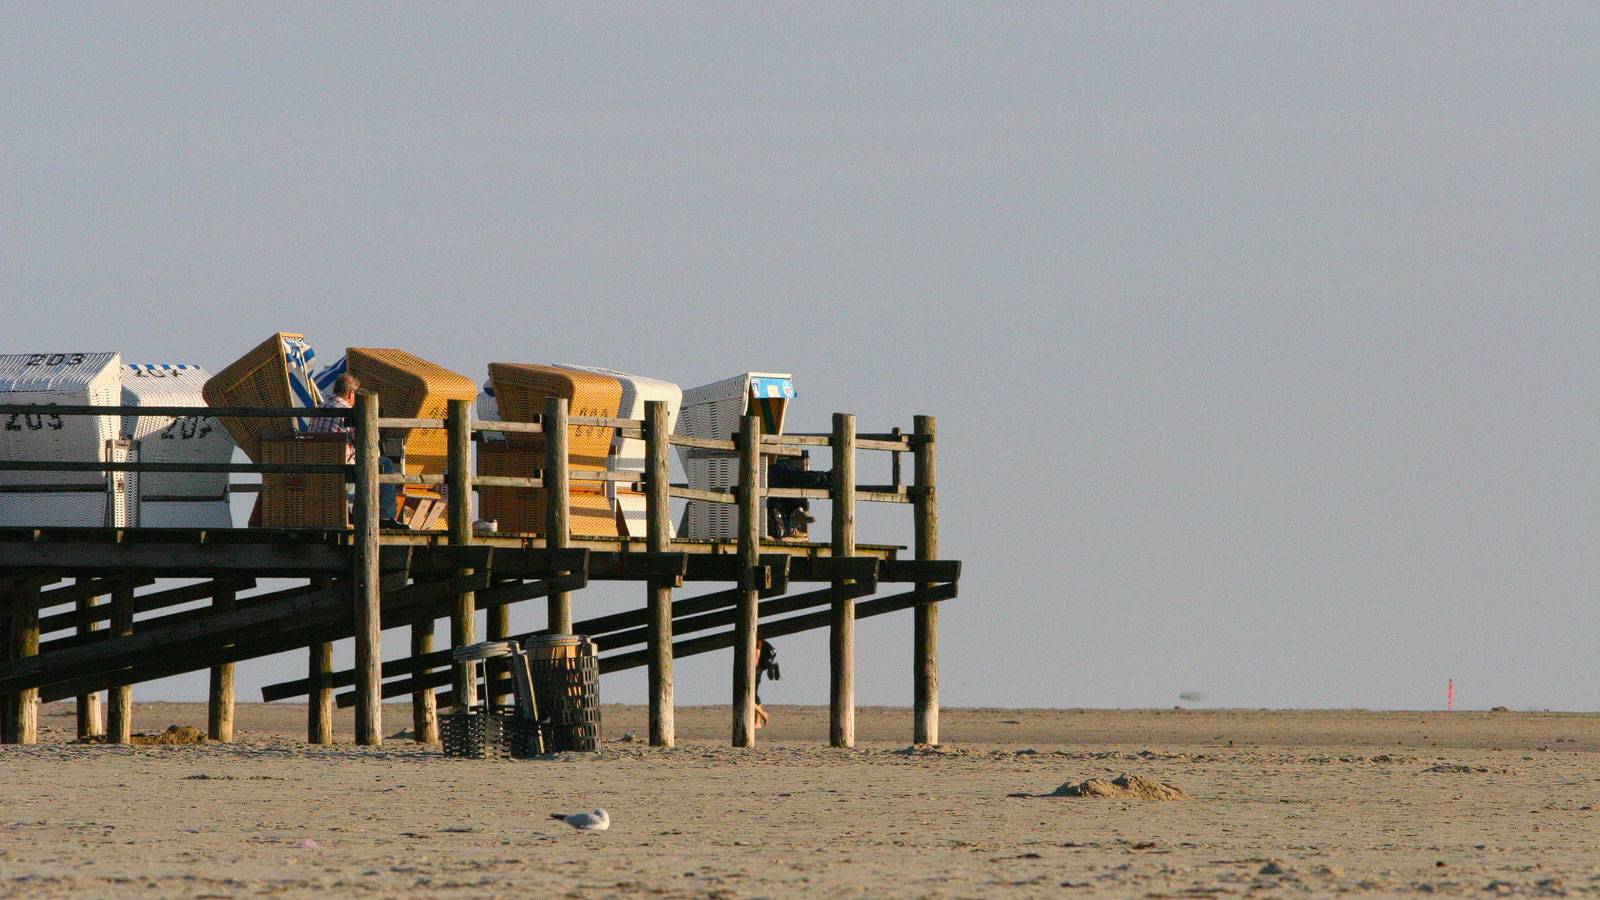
[122,363,236,528]
[674,372,792,540]
[0,352,126,527]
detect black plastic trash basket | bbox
[525,634,600,752]
[439,707,541,759]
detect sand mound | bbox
[132,726,207,746]
[1050,773,1191,800]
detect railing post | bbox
[913,415,939,746]
[733,414,762,747]
[352,389,382,747]
[107,581,134,744]
[207,584,236,742]
[544,397,572,634]
[3,580,40,744]
[75,578,104,741]
[645,400,675,748]
[445,397,476,715]
[830,413,857,749]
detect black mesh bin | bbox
[525,634,600,752]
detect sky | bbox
[4,4,1599,712]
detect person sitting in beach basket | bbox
[767,451,828,539]
[309,374,400,528]
[755,639,780,728]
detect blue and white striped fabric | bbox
[750,376,795,399]
[282,336,324,432]
[312,355,347,397]
[127,363,199,376]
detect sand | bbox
[3,703,1599,897]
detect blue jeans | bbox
[379,457,399,521]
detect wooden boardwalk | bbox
[0,398,957,749]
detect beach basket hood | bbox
[0,351,126,526]
[201,333,324,462]
[122,363,236,526]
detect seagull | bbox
[550,809,610,832]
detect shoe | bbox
[794,510,816,524]
[378,518,402,530]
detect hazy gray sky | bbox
[5,4,1598,711]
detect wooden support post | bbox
[732,414,762,748]
[486,598,511,707]
[75,578,104,740]
[308,639,334,744]
[308,578,335,745]
[4,580,40,744]
[411,618,439,742]
[352,389,382,747]
[544,396,572,634]
[830,412,857,749]
[0,600,10,744]
[912,415,940,745]
[107,582,134,744]
[645,399,675,747]
[206,584,237,742]
[446,398,478,712]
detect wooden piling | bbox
[645,399,675,747]
[544,397,572,634]
[308,635,334,744]
[732,414,761,747]
[107,582,134,744]
[487,598,511,707]
[75,578,104,740]
[306,576,336,744]
[912,415,939,746]
[915,413,934,743]
[446,398,477,712]
[410,618,439,743]
[0,597,10,744]
[4,580,40,744]
[352,389,382,747]
[830,412,857,749]
[206,584,237,742]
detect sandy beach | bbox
[2,703,1597,897]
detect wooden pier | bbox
[0,396,958,748]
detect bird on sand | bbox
[551,809,610,832]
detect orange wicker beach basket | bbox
[345,347,476,488]
[202,333,317,462]
[482,363,625,537]
[259,433,347,527]
[487,363,622,471]
[476,440,621,537]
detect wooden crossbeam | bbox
[434,583,956,708]
[36,576,156,611]
[38,577,255,636]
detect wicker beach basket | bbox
[486,363,622,469]
[483,363,625,537]
[344,347,476,486]
[477,442,620,536]
[0,352,128,527]
[260,433,347,527]
[202,333,323,463]
[560,365,681,538]
[675,372,793,540]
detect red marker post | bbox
[1447,678,1454,711]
